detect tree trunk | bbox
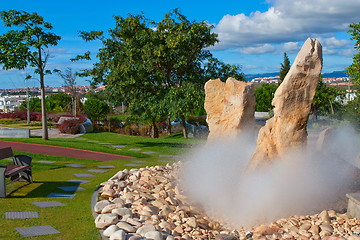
[151,118,159,138]
[181,116,188,138]
[166,118,172,135]
[40,74,49,140]
[329,99,335,115]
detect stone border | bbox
[91,187,107,240]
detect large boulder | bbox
[248,38,323,169]
[204,77,255,141]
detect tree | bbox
[346,22,360,85]
[165,82,204,138]
[55,68,77,116]
[74,9,225,138]
[279,52,291,84]
[202,57,245,82]
[46,93,72,113]
[254,84,278,112]
[311,77,345,118]
[20,97,41,112]
[0,10,61,140]
[83,98,110,122]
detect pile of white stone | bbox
[94,163,360,240]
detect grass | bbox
[0,121,43,130]
[0,132,202,239]
[0,132,200,158]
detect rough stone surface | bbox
[94,213,119,229]
[109,229,126,240]
[204,77,255,141]
[103,225,120,237]
[116,221,137,233]
[94,200,111,213]
[248,38,323,169]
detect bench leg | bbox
[0,167,6,198]
[19,169,32,183]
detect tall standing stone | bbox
[248,38,323,169]
[204,77,255,141]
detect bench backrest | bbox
[0,147,14,160]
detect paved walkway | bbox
[0,140,133,161]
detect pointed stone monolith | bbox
[204,77,255,141]
[248,38,323,169]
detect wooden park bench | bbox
[0,147,32,198]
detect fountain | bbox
[92,38,360,240]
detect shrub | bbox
[58,119,81,134]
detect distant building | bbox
[0,95,26,112]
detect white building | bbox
[0,95,26,112]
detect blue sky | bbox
[0,0,359,89]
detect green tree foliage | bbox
[254,84,278,112]
[20,97,41,112]
[346,22,360,84]
[20,93,73,113]
[202,57,244,82]
[0,10,61,140]
[341,96,360,128]
[83,98,110,122]
[46,93,72,113]
[165,82,204,138]
[279,52,291,84]
[74,9,240,137]
[311,78,345,118]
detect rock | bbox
[299,222,312,231]
[215,234,238,240]
[174,225,184,234]
[101,189,115,199]
[186,217,197,228]
[127,235,143,240]
[103,225,120,237]
[319,210,330,222]
[116,221,137,233]
[144,230,163,240]
[136,224,156,236]
[94,200,111,213]
[309,224,320,235]
[204,77,255,141]
[166,235,175,240]
[101,203,125,214]
[316,127,335,152]
[112,207,133,217]
[127,218,142,227]
[254,225,279,236]
[320,223,333,233]
[109,229,127,240]
[248,38,322,169]
[95,213,119,229]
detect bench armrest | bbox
[13,155,32,166]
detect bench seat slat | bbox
[5,164,31,178]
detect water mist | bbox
[180,126,360,228]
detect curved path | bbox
[0,140,134,161]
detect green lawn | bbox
[0,132,202,240]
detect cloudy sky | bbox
[0,0,359,89]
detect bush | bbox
[58,119,81,134]
[0,111,41,121]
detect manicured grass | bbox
[0,132,201,158]
[0,133,201,239]
[0,121,44,129]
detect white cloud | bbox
[241,44,276,54]
[282,42,301,53]
[321,37,350,48]
[214,0,360,49]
